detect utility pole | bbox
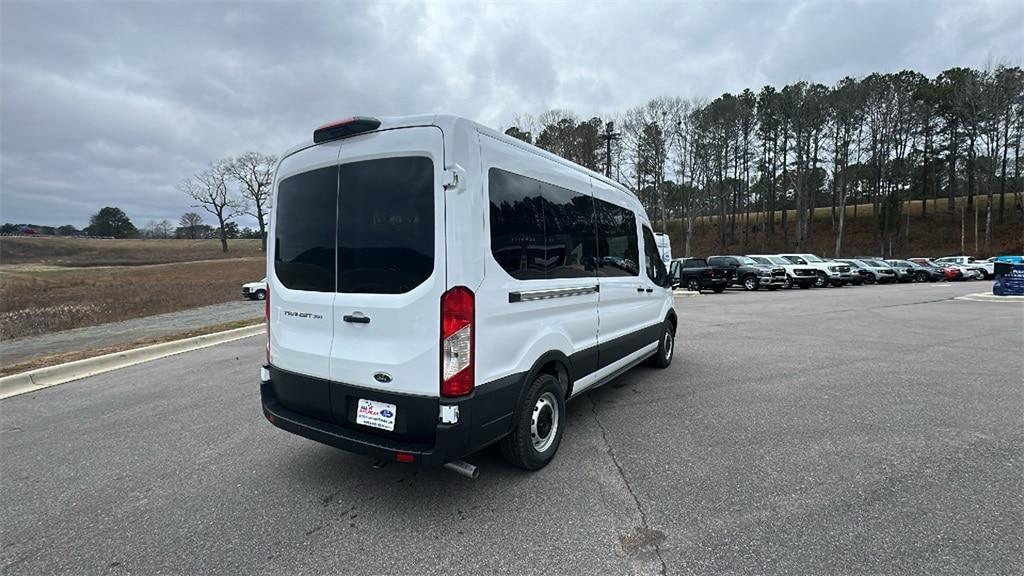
[599,121,620,179]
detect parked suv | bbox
[882,260,917,283]
[779,253,851,287]
[842,259,897,283]
[670,257,730,293]
[747,255,816,289]
[707,255,786,291]
[261,114,676,473]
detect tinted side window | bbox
[642,226,668,286]
[595,199,639,277]
[541,182,597,278]
[489,169,546,280]
[707,256,724,267]
[274,166,337,292]
[337,156,434,294]
[684,259,705,268]
[488,169,597,280]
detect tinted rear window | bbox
[274,157,434,294]
[337,156,434,294]
[274,166,337,292]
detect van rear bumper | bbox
[260,366,520,467]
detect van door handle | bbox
[343,314,370,324]
[636,287,645,293]
[645,288,654,293]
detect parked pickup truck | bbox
[747,254,817,289]
[669,257,731,293]
[708,255,787,291]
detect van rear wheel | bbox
[500,374,565,470]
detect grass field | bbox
[0,238,267,340]
[666,193,1024,258]
[0,237,264,266]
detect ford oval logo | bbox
[380,410,394,418]
[374,372,393,384]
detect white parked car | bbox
[242,278,267,300]
[778,253,852,287]
[261,114,676,474]
[934,256,989,279]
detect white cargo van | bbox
[260,115,676,471]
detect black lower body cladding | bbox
[261,365,521,467]
[261,323,667,467]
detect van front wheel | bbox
[500,374,565,470]
[648,321,674,368]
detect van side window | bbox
[488,168,597,280]
[642,226,668,286]
[541,182,598,278]
[595,199,639,277]
[274,166,338,292]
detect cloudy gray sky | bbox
[2,0,1021,229]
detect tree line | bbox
[503,65,1024,257]
[2,151,277,250]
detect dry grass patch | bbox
[0,237,264,267]
[0,258,266,339]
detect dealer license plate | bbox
[356,399,397,432]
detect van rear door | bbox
[328,127,446,399]
[267,143,341,420]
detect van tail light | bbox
[265,286,271,365]
[441,286,474,397]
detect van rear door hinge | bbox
[442,166,465,191]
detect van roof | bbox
[282,113,633,198]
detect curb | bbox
[955,292,1024,303]
[0,323,264,400]
[673,290,699,298]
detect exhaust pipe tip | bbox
[443,460,479,479]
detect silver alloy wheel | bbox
[531,392,559,453]
[815,273,827,287]
[744,277,757,290]
[663,329,674,362]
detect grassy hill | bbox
[664,194,1023,258]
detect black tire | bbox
[814,272,828,288]
[864,274,876,285]
[254,290,266,301]
[743,275,759,291]
[915,271,928,283]
[648,320,674,369]
[782,276,793,289]
[712,285,725,293]
[687,278,701,292]
[500,374,565,470]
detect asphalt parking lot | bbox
[1,281,1021,575]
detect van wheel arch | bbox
[665,310,678,335]
[517,352,573,408]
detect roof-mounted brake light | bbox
[313,116,381,143]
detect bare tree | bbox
[227,152,277,250]
[179,161,243,253]
[179,212,203,239]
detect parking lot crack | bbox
[589,395,668,576]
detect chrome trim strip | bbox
[508,285,599,303]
